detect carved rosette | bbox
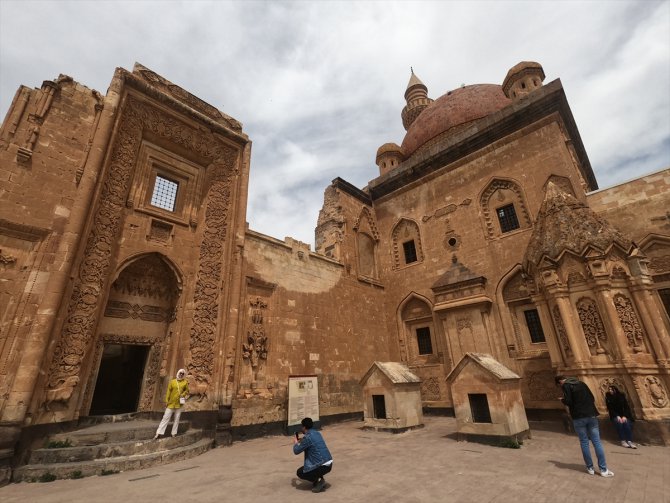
[576,297,608,356]
[644,376,669,408]
[613,294,646,353]
[551,305,571,356]
[45,94,238,408]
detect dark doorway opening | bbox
[90,344,149,415]
[372,394,386,419]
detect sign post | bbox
[287,375,320,434]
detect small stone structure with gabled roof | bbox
[446,353,529,442]
[359,362,423,432]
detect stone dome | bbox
[400,84,511,157]
[376,142,404,161]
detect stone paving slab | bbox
[1,416,668,503]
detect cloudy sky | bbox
[1,1,669,246]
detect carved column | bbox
[554,294,591,365]
[592,283,632,360]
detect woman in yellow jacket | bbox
[153,369,190,439]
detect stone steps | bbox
[13,417,214,482]
[14,437,213,482]
[29,429,202,464]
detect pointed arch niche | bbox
[480,178,532,239]
[392,218,424,270]
[398,293,438,365]
[353,207,380,281]
[84,253,182,415]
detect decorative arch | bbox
[396,292,436,364]
[479,177,532,239]
[391,218,424,269]
[353,206,379,240]
[114,251,184,291]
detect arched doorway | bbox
[89,254,180,415]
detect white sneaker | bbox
[627,441,637,449]
[600,469,614,478]
[621,440,629,447]
[586,467,595,475]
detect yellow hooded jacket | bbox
[165,377,189,409]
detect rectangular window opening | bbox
[372,394,386,419]
[416,326,433,355]
[659,289,670,321]
[469,393,492,423]
[403,240,418,264]
[150,176,179,212]
[497,203,520,233]
[524,308,546,343]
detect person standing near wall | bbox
[605,385,637,449]
[154,369,189,439]
[555,375,614,477]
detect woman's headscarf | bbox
[176,369,186,380]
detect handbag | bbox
[177,381,186,405]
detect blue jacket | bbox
[293,429,333,473]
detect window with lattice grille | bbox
[524,308,546,343]
[150,176,179,212]
[497,203,520,233]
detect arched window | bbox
[391,218,424,269]
[479,178,532,239]
[399,294,437,364]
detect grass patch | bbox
[46,439,72,449]
[100,469,120,476]
[38,472,57,483]
[499,438,522,449]
[69,470,84,479]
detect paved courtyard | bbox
[1,416,668,503]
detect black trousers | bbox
[296,463,332,483]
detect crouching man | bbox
[293,417,333,493]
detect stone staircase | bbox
[13,416,213,482]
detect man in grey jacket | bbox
[556,375,614,477]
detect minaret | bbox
[401,68,433,130]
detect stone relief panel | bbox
[44,93,238,409]
[612,294,647,353]
[528,370,556,401]
[643,376,669,408]
[421,377,441,401]
[576,297,609,356]
[598,376,627,398]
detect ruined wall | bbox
[234,230,392,426]
[0,77,102,423]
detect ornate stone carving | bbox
[613,294,646,353]
[648,255,670,274]
[242,297,269,383]
[104,301,171,322]
[421,377,441,401]
[353,206,379,240]
[599,377,626,398]
[643,376,669,408]
[111,256,179,301]
[480,179,531,239]
[45,94,238,407]
[133,63,242,132]
[391,218,423,269]
[576,297,608,355]
[528,371,556,401]
[149,219,173,243]
[551,305,571,356]
[0,249,17,265]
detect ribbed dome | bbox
[401,84,511,157]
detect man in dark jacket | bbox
[556,375,614,477]
[293,417,333,493]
